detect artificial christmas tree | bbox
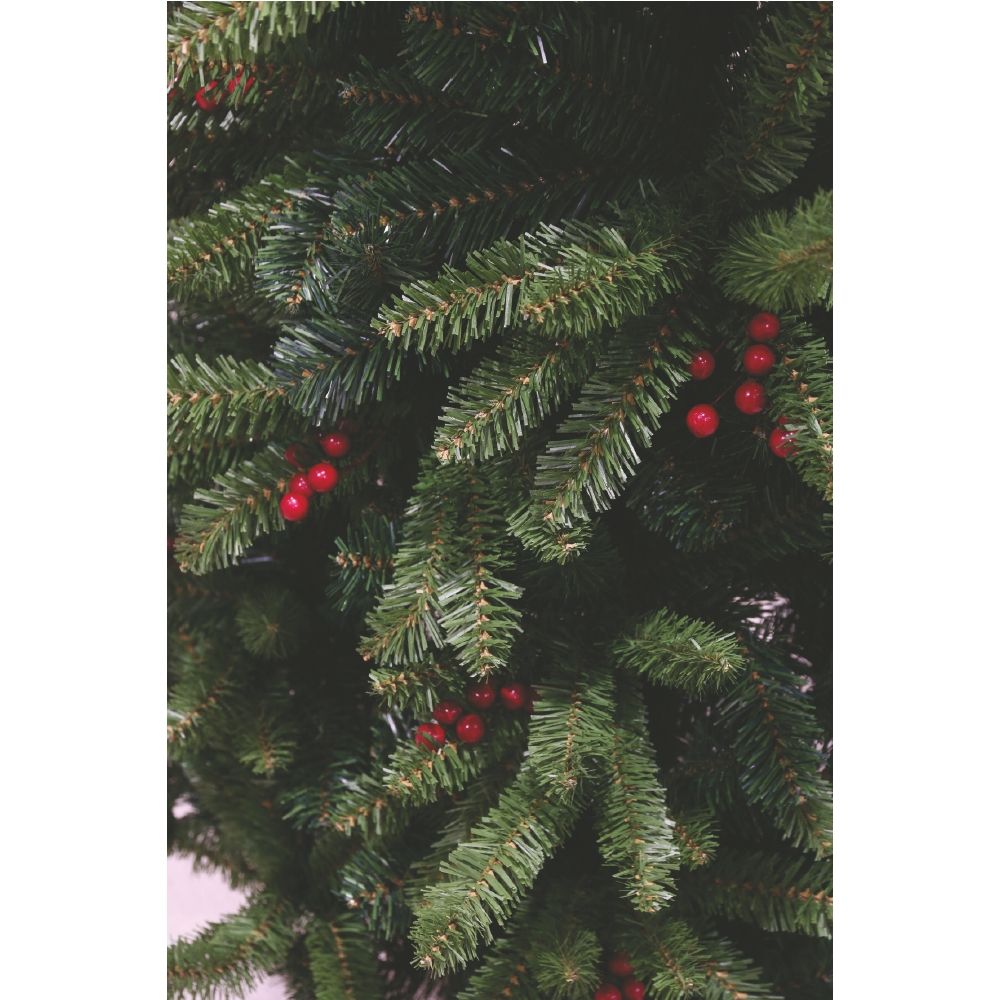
[167,3,833,998]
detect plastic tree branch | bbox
[715,190,833,312]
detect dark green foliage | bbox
[167,893,295,1000]
[684,848,833,938]
[766,326,833,501]
[719,651,832,857]
[525,663,616,798]
[594,686,679,913]
[716,191,833,312]
[706,2,833,196]
[305,913,383,1000]
[612,610,746,695]
[167,4,833,996]
[327,510,397,613]
[527,319,693,531]
[409,767,585,974]
[168,354,308,454]
[235,587,308,659]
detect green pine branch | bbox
[612,609,747,695]
[618,917,782,1000]
[707,2,833,196]
[168,630,236,752]
[175,444,303,575]
[525,665,616,799]
[327,510,396,613]
[271,315,400,425]
[767,326,833,501]
[719,652,832,857]
[168,354,309,454]
[434,330,600,464]
[685,848,833,938]
[368,660,455,713]
[439,467,525,677]
[671,808,719,870]
[410,768,585,975]
[715,190,832,312]
[168,2,343,85]
[235,587,308,660]
[305,912,382,1000]
[380,713,527,809]
[167,892,294,1000]
[359,463,469,668]
[371,221,680,357]
[594,686,679,913]
[168,173,298,299]
[527,321,691,530]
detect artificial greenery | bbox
[168,4,833,998]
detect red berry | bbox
[307,462,339,493]
[622,980,646,1000]
[595,986,623,1000]
[456,713,485,744]
[414,722,447,750]
[686,404,719,438]
[432,700,463,726]
[279,492,310,522]
[289,473,313,497]
[768,424,797,459]
[608,953,634,977]
[320,432,351,458]
[747,311,780,342]
[743,344,776,376]
[284,444,309,467]
[499,682,529,711]
[195,81,222,110]
[467,681,497,710]
[688,349,716,380]
[734,379,767,415]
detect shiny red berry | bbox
[467,681,497,710]
[195,81,222,110]
[500,683,529,710]
[747,311,780,342]
[289,474,313,497]
[456,713,485,744]
[734,379,767,415]
[279,492,309,522]
[414,722,447,750]
[608,953,634,977]
[622,980,646,1000]
[595,986,623,1000]
[686,404,719,438]
[743,344,776,376]
[307,462,339,493]
[432,701,463,726]
[284,444,309,467]
[769,424,797,458]
[320,432,351,458]
[688,349,716,380]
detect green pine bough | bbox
[167,4,833,998]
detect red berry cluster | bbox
[414,679,533,751]
[594,952,646,1000]
[683,311,796,458]
[190,68,257,110]
[279,432,351,522]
